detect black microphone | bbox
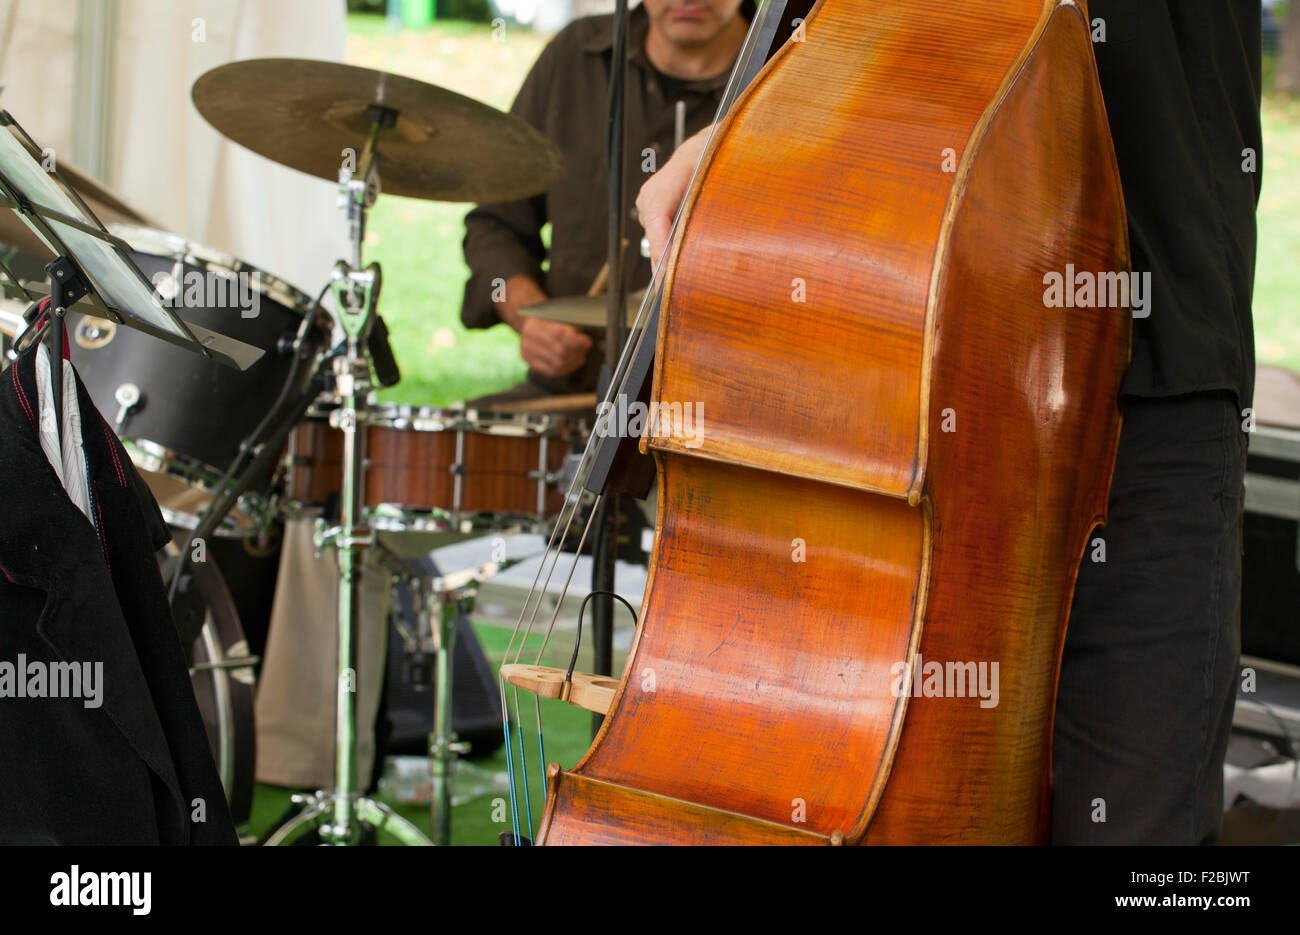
[368,314,401,387]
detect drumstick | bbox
[586,238,630,296]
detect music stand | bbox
[0,110,262,445]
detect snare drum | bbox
[68,225,319,535]
[287,404,583,532]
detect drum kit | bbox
[0,58,600,845]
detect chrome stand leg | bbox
[429,590,470,846]
[264,125,432,846]
[262,793,331,846]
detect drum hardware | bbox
[536,435,549,516]
[375,542,529,846]
[112,381,140,429]
[69,224,326,536]
[110,225,322,318]
[127,438,277,538]
[287,404,580,534]
[453,424,466,518]
[188,56,570,845]
[425,578,477,847]
[73,314,115,349]
[166,297,331,600]
[263,106,431,848]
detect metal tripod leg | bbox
[262,793,331,846]
[262,791,431,846]
[262,114,432,847]
[429,587,471,846]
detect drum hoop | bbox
[367,504,546,535]
[127,437,232,488]
[124,437,269,536]
[280,502,549,535]
[109,224,316,314]
[306,402,570,436]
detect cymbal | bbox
[518,290,647,330]
[0,154,153,261]
[192,58,565,203]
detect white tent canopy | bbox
[0,0,349,298]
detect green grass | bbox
[1257,52,1300,370]
[364,195,527,405]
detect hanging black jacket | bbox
[0,348,236,845]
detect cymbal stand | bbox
[265,108,430,846]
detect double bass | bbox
[503,0,1130,844]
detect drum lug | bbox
[113,382,143,430]
[313,516,375,557]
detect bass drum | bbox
[161,540,257,828]
[69,225,321,537]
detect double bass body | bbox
[537,0,1131,844]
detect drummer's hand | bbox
[496,274,592,376]
[637,125,711,266]
[519,318,592,377]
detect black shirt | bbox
[1091,1,1262,406]
[653,65,690,101]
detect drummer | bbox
[459,0,755,397]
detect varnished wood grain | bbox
[289,418,570,517]
[539,0,1129,845]
[538,769,834,846]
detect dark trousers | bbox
[1052,392,1246,845]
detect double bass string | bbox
[511,496,602,836]
[495,234,663,836]
[499,692,521,842]
[492,29,762,834]
[512,685,535,836]
[496,477,600,838]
